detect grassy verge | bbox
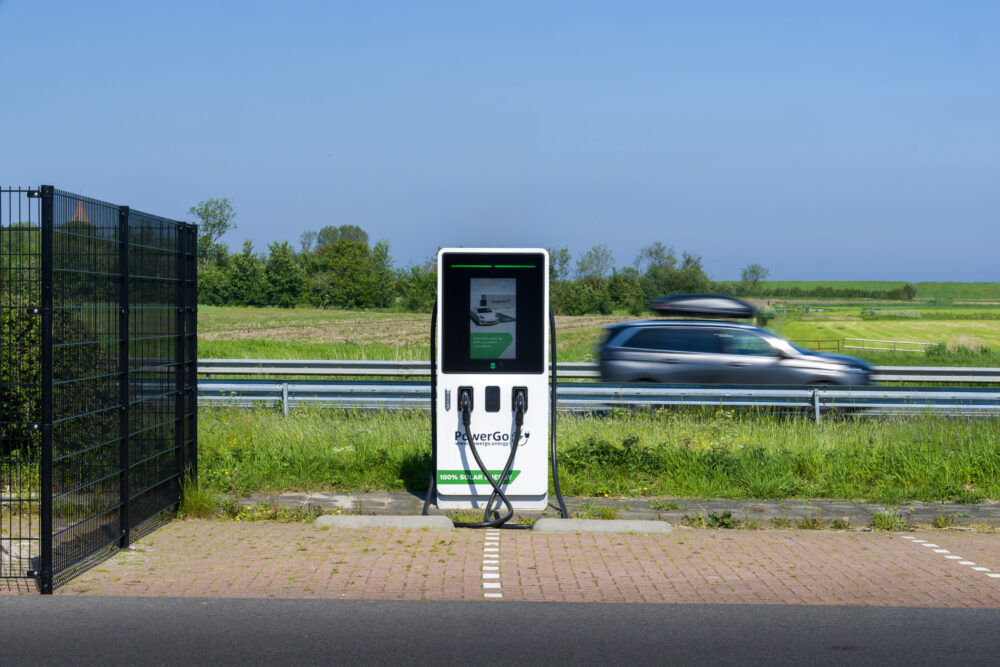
[198,406,1000,504]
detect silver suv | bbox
[597,320,872,386]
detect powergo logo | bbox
[455,431,530,445]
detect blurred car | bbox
[470,306,499,325]
[597,319,872,386]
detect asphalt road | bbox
[2,597,999,665]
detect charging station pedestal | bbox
[435,248,549,511]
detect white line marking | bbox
[483,582,501,589]
[921,544,939,548]
[483,573,500,579]
[933,549,950,553]
[484,593,503,598]
[959,561,975,566]
[484,548,499,554]
[945,556,962,560]
[483,566,499,571]
[972,567,991,572]
[988,574,1000,579]
[483,559,499,565]
[911,539,926,543]
[901,536,917,540]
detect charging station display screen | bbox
[469,278,516,360]
[441,252,545,374]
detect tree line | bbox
[190,198,916,314]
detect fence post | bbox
[812,389,821,424]
[175,222,187,496]
[282,383,289,417]
[118,206,131,550]
[186,225,198,482]
[37,185,54,594]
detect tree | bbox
[740,263,770,294]
[901,282,917,300]
[400,260,437,312]
[677,252,711,293]
[228,240,266,306]
[307,239,372,308]
[635,242,677,273]
[575,244,614,281]
[547,247,572,281]
[367,240,396,308]
[189,198,236,266]
[299,230,317,253]
[264,241,305,307]
[315,224,369,249]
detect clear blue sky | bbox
[3,1,998,281]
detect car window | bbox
[477,307,491,313]
[621,328,672,350]
[716,331,776,356]
[621,328,722,353]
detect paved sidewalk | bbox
[18,521,997,606]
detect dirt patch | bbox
[201,318,431,346]
[202,314,636,345]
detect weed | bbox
[681,514,707,528]
[743,519,762,530]
[446,509,487,524]
[575,503,620,520]
[647,500,681,511]
[830,518,851,530]
[871,508,911,531]
[178,477,217,519]
[707,511,736,529]
[797,516,825,530]
[932,513,957,528]
[770,517,793,528]
[219,500,328,523]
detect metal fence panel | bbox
[1,186,196,592]
[1,188,41,579]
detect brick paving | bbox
[2,521,994,606]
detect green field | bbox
[731,281,1000,302]
[198,305,1000,365]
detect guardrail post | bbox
[812,390,821,424]
[282,383,289,417]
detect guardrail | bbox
[843,338,933,353]
[198,359,1000,383]
[198,379,1000,423]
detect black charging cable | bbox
[451,389,526,529]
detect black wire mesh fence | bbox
[1,186,196,593]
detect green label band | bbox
[436,470,521,484]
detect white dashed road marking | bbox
[484,529,502,599]
[902,536,997,582]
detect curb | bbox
[313,515,454,531]
[533,518,673,535]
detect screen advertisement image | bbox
[469,278,516,360]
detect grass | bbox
[197,405,1000,503]
[724,281,1000,302]
[871,508,911,531]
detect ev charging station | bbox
[431,248,554,523]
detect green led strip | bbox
[494,265,535,268]
[451,264,492,268]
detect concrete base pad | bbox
[533,518,673,535]
[313,515,454,531]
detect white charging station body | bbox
[435,248,550,510]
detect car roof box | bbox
[650,294,755,319]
